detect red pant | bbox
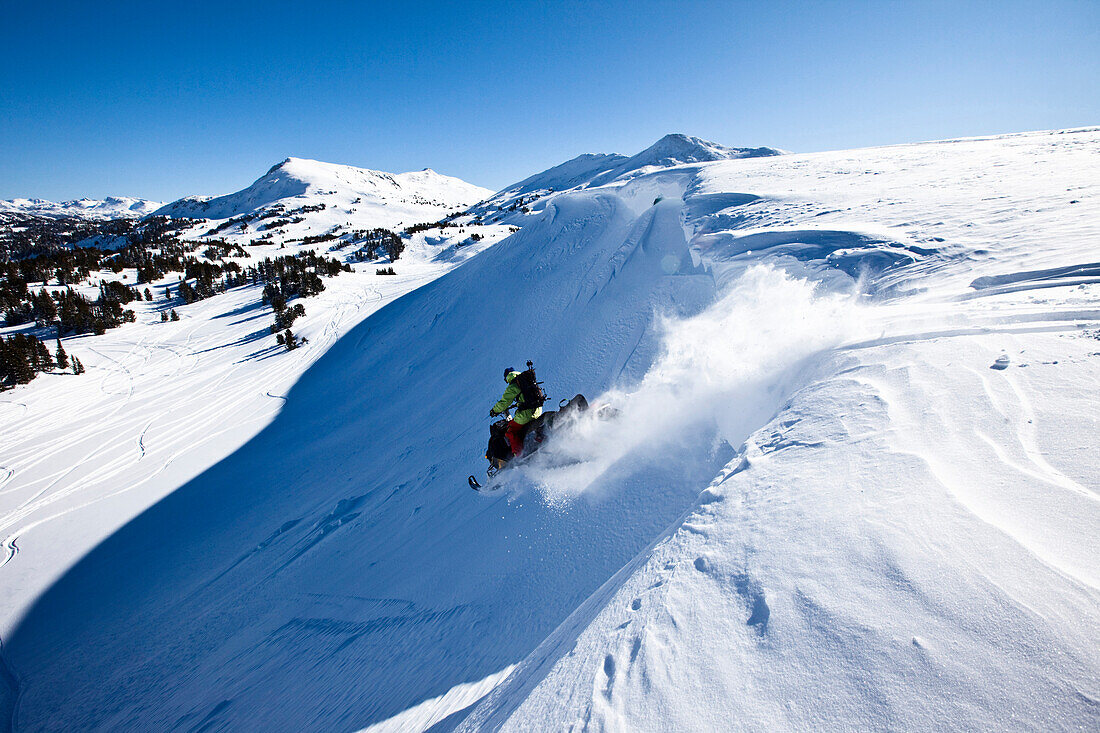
[505,419,528,457]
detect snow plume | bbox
[523,265,863,500]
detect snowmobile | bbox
[468,393,598,492]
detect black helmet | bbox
[503,366,514,379]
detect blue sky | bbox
[2,0,1097,201]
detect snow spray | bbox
[521,265,864,501]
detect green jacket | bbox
[491,371,543,425]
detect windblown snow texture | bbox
[2,129,1099,732]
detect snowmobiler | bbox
[470,360,621,491]
[472,387,591,491]
[489,362,548,459]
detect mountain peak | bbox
[155,158,491,221]
[633,133,782,167]
[581,134,783,188]
[652,132,714,148]
[265,157,299,175]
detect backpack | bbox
[513,366,547,412]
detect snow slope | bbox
[467,152,628,218]
[3,128,1099,731]
[466,130,1100,731]
[0,224,508,635]
[0,197,164,219]
[0,152,503,663]
[0,157,507,727]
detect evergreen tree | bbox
[36,340,53,371]
[0,334,44,385]
[170,309,179,321]
[33,290,57,321]
[55,340,68,370]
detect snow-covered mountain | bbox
[468,133,782,225]
[484,152,630,201]
[1,159,497,259]
[587,132,782,187]
[0,196,164,219]
[2,129,1099,732]
[154,157,491,228]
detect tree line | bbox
[256,251,350,351]
[0,333,83,389]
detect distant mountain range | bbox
[3,134,782,231]
[0,196,164,219]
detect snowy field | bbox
[0,245,495,632]
[1,129,1098,731]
